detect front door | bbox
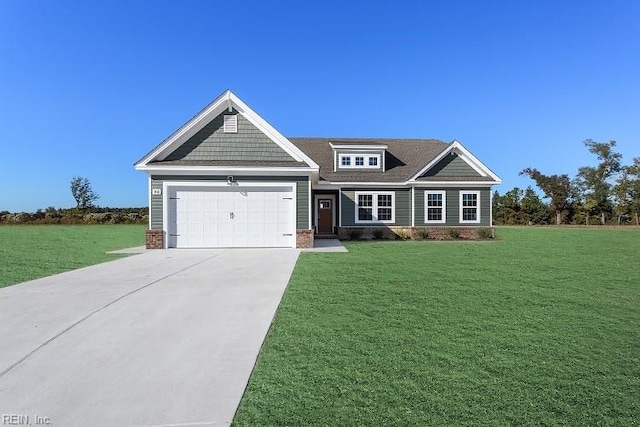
[317,198,333,234]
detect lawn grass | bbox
[234,227,640,426]
[0,224,146,288]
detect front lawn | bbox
[0,225,145,288]
[234,227,640,426]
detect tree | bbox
[519,168,573,225]
[615,157,640,225]
[493,187,524,225]
[521,186,551,225]
[575,140,622,225]
[70,176,100,209]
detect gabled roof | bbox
[135,90,319,171]
[409,140,502,183]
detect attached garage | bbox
[166,183,296,248]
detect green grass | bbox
[234,227,640,426]
[0,225,146,288]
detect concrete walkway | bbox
[0,248,300,427]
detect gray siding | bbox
[150,180,163,230]
[341,188,411,226]
[415,187,492,226]
[164,110,294,162]
[423,154,482,178]
[150,175,310,230]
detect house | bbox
[135,90,501,249]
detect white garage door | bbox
[167,185,295,248]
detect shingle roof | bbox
[289,137,450,182]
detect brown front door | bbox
[317,198,333,234]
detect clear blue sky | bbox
[1,0,638,211]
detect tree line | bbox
[493,139,640,226]
[0,176,147,225]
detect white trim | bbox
[338,187,343,227]
[314,194,336,233]
[308,180,312,229]
[411,187,415,227]
[162,180,297,249]
[354,191,396,224]
[136,166,314,176]
[459,190,481,224]
[424,190,447,224]
[135,90,319,169]
[329,143,388,150]
[147,176,152,228]
[409,140,502,183]
[313,180,497,190]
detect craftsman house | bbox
[135,90,501,248]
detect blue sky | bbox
[1,0,638,211]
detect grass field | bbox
[234,227,640,426]
[0,225,146,288]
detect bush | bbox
[447,228,461,239]
[372,229,385,240]
[394,229,410,240]
[348,229,362,240]
[476,227,494,239]
[416,229,430,240]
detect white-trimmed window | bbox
[460,191,480,223]
[425,191,446,223]
[338,154,381,169]
[355,192,395,223]
[223,114,238,133]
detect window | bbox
[223,114,237,133]
[355,192,395,223]
[460,191,480,223]
[425,191,446,223]
[338,154,381,169]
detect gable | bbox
[421,153,482,178]
[163,110,295,162]
[135,90,319,172]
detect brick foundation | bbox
[146,229,164,249]
[337,226,495,241]
[296,229,314,248]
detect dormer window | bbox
[330,142,387,172]
[337,153,381,169]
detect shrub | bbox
[416,229,430,240]
[447,228,461,239]
[348,229,362,240]
[372,229,385,240]
[476,227,494,239]
[394,229,410,240]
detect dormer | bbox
[330,142,387,172]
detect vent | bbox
[223,114,238,133]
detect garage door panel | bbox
[168,185,295,248]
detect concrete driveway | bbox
[0,248,299,427]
